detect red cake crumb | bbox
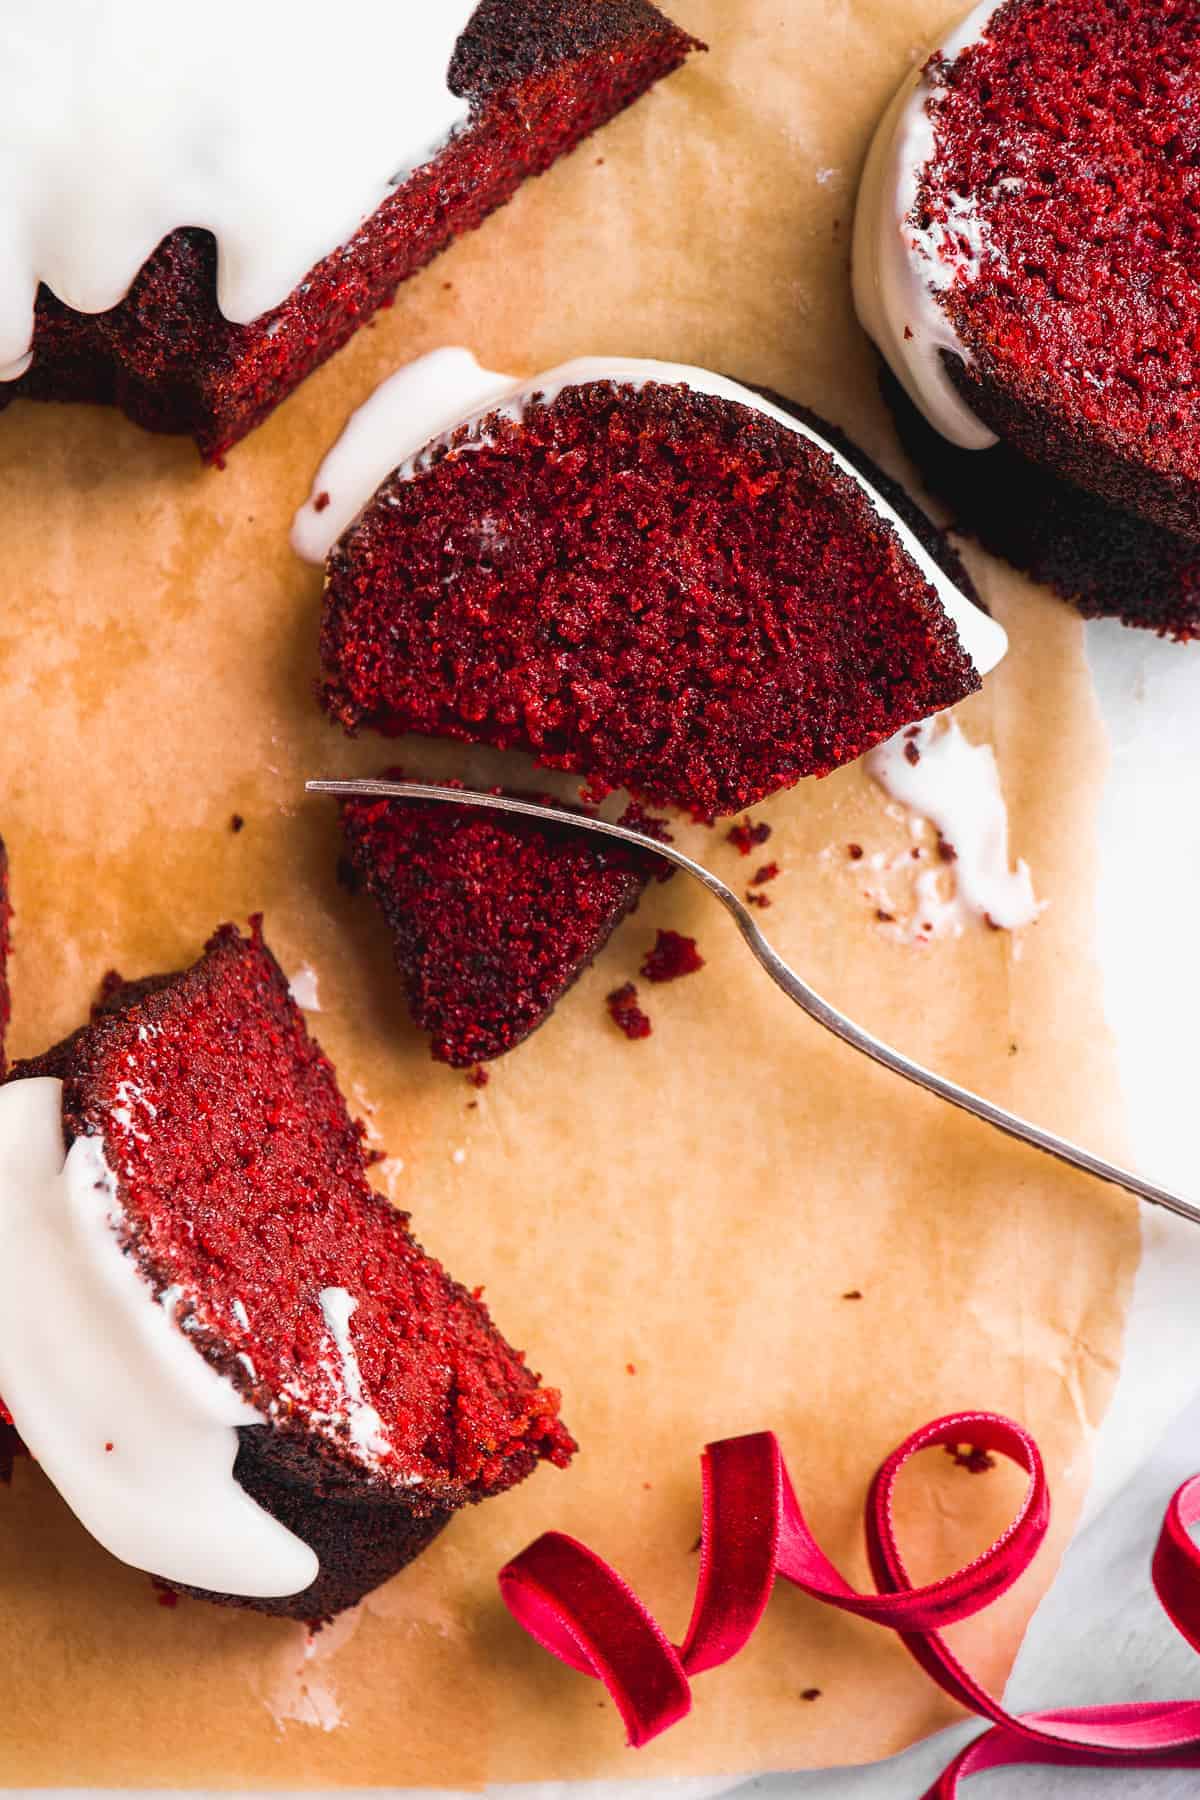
[0,2,698,460]
[801,1688,823,1702]
[151,1577,181,1609]
[10,920,574,1618]
[841,1289,863,1300]
[747,892,772,910]
[617,801,675,854]
[607,982,652,1040]
[639,930,704,983]
[946,1444,996,1475]
[912,0,1200,541]
[847,843,863,860]
[230,813,244,834]
[319,383,980,820]
[468,1065,490,1089]
[728,818,772,855]
[339,773,662,1066]
[750,862,779,886]
[313,492,331,515]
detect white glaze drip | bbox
[0,0,477,376]
[866,716,1042,930]
[0,1078,317,1597]
[291,348,1007,676]
[852,0,1004,450]
[318,1287,392,1459]
[287,965,322,1013]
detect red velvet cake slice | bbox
[315,356,1005,821]
[0,920,573,1619]
[855,0,1200,547]
[0,1,698,461]
[340,777,663,1066]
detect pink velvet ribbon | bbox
[498,1410,1200,1794]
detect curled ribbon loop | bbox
[498,1410,1200,1794]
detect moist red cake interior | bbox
[340,778,663,1066]
[920,0,1200,500]
[12,921,573,1502]
[320,381,979,820]
[1,0,697,460]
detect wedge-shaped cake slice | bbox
[317,357,1005,820]
[0,920,573,1619]
[340,777,662,1066]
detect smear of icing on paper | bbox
[860,714,1043,940]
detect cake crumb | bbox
[946,1444,995,1475]
[467,1065,489,1089]
[904,739,922,766]
[841,1289,863,1301]
[626,1362,637,1375]
[313,492,331,515]
[640,929,704,983]
[847,843,864,860]
[875,908,895,923]
[750,862,779,886]
[727,816,772,856]
[105,1441,114,1453]
[801,1688,822,1702]
[230,813,245,834]
[607,982,652,1040]
[150,1576,180,1609]
[747,891,772,909]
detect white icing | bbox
[287,964,322,1013]
[0,1078,317,1597]
[0,0,477,376]
[865,716,1042,930]
[291,349,1008,676]
[291,348,518,562]
[318,1287,392,1460]
[852,0,1004,450]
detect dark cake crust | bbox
[319,380,981,820]
[9,921,573,1620]
[0,0,697,460]
[884,367,1200,640]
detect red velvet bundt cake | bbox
[855,0,1200,631]
[340,777,663,1066]
[0,1,697,461]
[315,356,1006,821]
[0,920,573,1619]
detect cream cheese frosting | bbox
[291,347,1008,676]
[852,0,1005,451]
[0,1078,317,1598]
[0,0,477,378]
[866,715,1041,931]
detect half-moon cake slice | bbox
[0,920,573,1619]
[312,353,1005,820]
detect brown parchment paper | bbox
[0,0,1139,1785]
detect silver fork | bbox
[308,776,1200,1228]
